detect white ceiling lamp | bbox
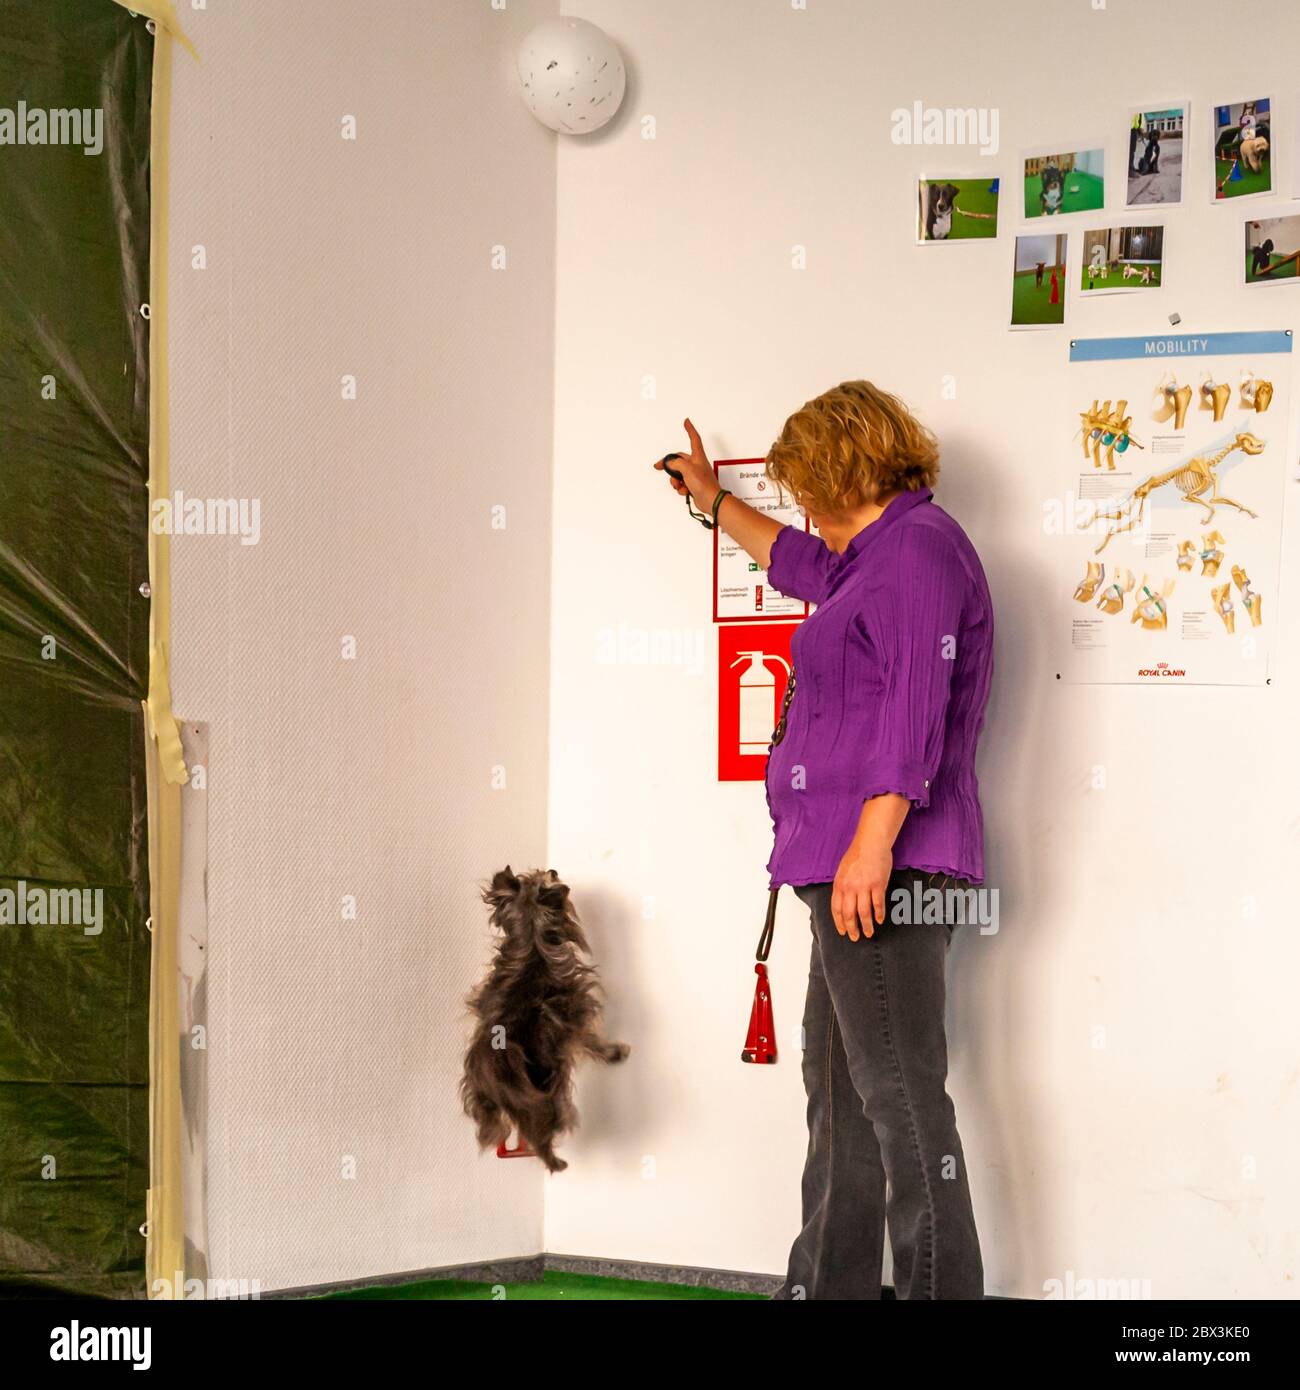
[516,16,626,135]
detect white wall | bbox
[546,0,1300,1296]
[167,0,557,1291]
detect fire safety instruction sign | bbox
[1059,330,1291,685]
[713,459,809,622]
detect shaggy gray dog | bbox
[460,867,628,1172]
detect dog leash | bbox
[756,888,778,963]
[741,668,798,1063]
[754,665,797,965]
[660,452,729,530]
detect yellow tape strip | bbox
[115,0,195,796]
[109,0,199,62]
[144,714,184,1298]
[127,4,194,1298]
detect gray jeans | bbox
[772,869,984,1300]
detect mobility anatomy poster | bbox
[713,458,809,622]
[1060,331,1291,685]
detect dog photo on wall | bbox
[1010,231,1068,328]
[1214,97,1272,200]
[1022,147,1106,219]
[1244,213,1300,284]
[916,176,1000,243]
[1080,225,1166,294]
[1126,104,1186,207]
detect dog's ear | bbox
[482,866,522,909]
[537,878,571,912]
[944,183,959,198]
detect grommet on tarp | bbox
[146,19,157,34]
[145,916,153,933]
[496,1133,535,1159]
[139,582,152,598]
[139,1221,149,1238]
[139,303,151,319]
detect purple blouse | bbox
[763,486,993,889]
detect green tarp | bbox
[0,0,153,1297]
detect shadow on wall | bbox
[931,433,1058,1293]
[554,881,643,1158]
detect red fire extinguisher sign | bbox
[717,622,798,782]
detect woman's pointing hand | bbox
[654,418,718,513]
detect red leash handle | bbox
[743,889,780,1064]
[741,964,777,1064]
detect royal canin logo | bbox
[1136,661,1186,678]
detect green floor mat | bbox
[314,1270,766,1301]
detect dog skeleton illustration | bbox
[1090,432,1264,554]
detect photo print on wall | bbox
[1244,213,1300,285]
[1126,104,1187,207]
[916,175,1001,243]
[1011,232,1068,328]
[1213,98,1272,200]
[1023,148,1105,219]
[1081,225,1166,294]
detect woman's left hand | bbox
[831,837,892,941]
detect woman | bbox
[656,381,993,1301]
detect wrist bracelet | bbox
[711,488,731,524]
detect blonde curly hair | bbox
[765,380,940,514]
